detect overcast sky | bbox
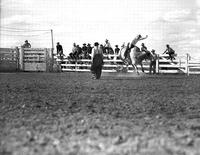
[1,0,200,56]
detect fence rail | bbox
[1,48,200,75]
[56,53,200,75]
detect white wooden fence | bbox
[187,54,200,75]
[0,47,53,72]
[1,48,199,75]
[56,53,200,75]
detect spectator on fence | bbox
[56,42,63,59]
[141,43,148,53]
[71,43,78,59]
[163,44,176,61]
[82,43,87,59]
[104,39,114,54]
[72,43,77,53]
[115,45,120,55]
[22,40,31,48]
[149,49,157,74]
[87,43,92,54]
[76,45,82,59]
[91,42,104,79]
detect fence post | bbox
[15,47,20,71]
[186,53,189,76]
[179,58,181,68]
[156,54,159,74]
[19,47,24,71]
[49,48,54,72]
[44,48,47,72]
[75,60,77,72]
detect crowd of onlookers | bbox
[67,40,121,60]
[56,39,121,60]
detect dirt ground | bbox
[0,72,200,155]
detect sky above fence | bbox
[1,0,200,56]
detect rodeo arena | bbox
[1,28,200,155]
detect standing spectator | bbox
[91,42,104,79]
[56,42,63,59]
[163,44,176,61]
[149,49,157,74]
[22,40,31,48]
[114,45,120,55]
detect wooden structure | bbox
[56,54,200,75]
[19,48,53,72]
[0,47,53,72]
[0,48,19,72]
[1,48,199,75]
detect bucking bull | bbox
[116,43,152,74]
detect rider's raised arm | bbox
[139,35,148,41]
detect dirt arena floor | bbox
[0,72,200,155]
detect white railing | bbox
[187,55,200,75]
[56,53,200,75]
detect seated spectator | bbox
[104,39,114,54]
[87,43,92,54]
[141,43,148,52]
[163,44,176,61]
[115,45,120,55]
[76,45,82,59]
[82,43,87,59]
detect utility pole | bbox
[50,29,54,72]
[51,29,54,52]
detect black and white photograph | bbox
[1,0,200,154]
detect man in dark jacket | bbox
[91,42,104,79]
[56,42,63,59]
[22,40,31,48]
[114,45,120,55]
[149,49,157,74]
[163,44,176,61]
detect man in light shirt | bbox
[104,39,113,54]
